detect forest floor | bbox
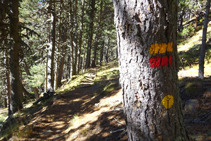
[1,24,211,140]
[0,61,211,141]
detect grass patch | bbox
[102,82,119,94]
[56,73,89,94]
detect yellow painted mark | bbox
[149,42,173,55]
[167,42,173,52]
[162,95,174,109]
[149,7,151,11]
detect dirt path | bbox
[20,69,127,141]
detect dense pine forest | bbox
[0,0,211,140]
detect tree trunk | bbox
[199,0,210,79]
[195,10,199,31]
[100,41,104,66]
[6,49,11,116]
[91,0,103,68]
[57,26,67,88]
[47,1,56,92]
[85,0,96,69]
[105,37,110,63]
[78,0,85,73]
[113,0,191,140]
[9,0,23,115]
[74,0,78,74]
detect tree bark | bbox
[199,0,210,79]
[47,0,56,92]
[113,0,191,140]
[9,0,23,115]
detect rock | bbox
[184,99,199,114]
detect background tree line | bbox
[0,0,117,115]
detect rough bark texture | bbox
[199,0,210,79]
[113,0,191,140]
[9,0,23,115]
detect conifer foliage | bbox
[0,0,117,115]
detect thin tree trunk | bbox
[9,0,23,115]
[78,1,85,74]
[100,41,104,66]
[199,0,210,79]
[47,0,56,92]
[105,37,110,63]
[6,49,11,116]
[91,0,103,68]
[74,0,78,74]
[113,0,191,140]
[85,0,96,69]
[57,26,67,88]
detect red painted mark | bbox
[160,56,168,66]
[149,56,173,68]
[169,56,173,66]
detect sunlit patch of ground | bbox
[178,23,211,52]
[178,63,211,78]
[65,89,124,141]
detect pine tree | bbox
[113,0,191,140]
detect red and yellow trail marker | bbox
[149,42,173,68]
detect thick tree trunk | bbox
[9,0,23,115]
[85,0,96,69]
[113,0,191,140]
[199,0,210,79]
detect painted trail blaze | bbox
[162,95,174,109]
[149,42,173,55]
[149,42,173,68]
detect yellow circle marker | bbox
[162,95,174,109]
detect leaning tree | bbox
[113,0,191,140]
